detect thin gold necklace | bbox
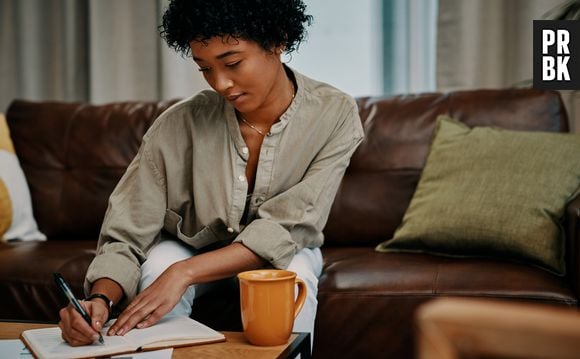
[237,79,296,137]
[239,114,271,136]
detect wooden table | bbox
[0,321,311,359]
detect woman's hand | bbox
[107,242,264,336]
[108,260,191,336]
[58,300,109,346]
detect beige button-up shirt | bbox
[85,67,364,302]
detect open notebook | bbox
[21,316,225,359]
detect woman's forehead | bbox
[190,37,261,60]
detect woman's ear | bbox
[274,45,285,55]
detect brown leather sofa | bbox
[2,89,578,359]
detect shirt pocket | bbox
[163,209,235,250]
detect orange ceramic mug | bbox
[237,269,307,346]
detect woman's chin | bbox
[227,93,249,108]
[230,100,256,114]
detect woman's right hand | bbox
[58,300,109,346]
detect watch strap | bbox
[86,293,113,313]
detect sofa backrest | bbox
[323,89,569,247]
[6,89,568,243]
[6,99,178,239]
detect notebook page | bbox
[124,316,224,347]
[22,326,133,359]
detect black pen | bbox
[53,272,104,344]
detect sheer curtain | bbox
[383,0,438,95]
[1,0,440,111]
[0,0,208,113]
[88,0,209,103]
[291,0,438,97]
[436,0,579,132]
[437,0,561,90]
[0,0,89,111]
[289,0,383,97]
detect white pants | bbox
[139,239,323,341]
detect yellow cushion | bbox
[0,114,15,153]
[0,113,45,242]
[0,114,13,240]
[0,179,11,240]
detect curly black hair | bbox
[160,0,313,56]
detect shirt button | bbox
[242,147,249,154]
[238,175,246,182]
[227,227,234,233]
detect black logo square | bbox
[533,20,580,90]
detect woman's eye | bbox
[226,60,241,68]
[197,67,210,73]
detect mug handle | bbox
[293,277,307,319]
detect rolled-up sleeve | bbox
[84,139,167,305]
[234,108,364,268]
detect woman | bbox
[59,0,364,346]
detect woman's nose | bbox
[212,72,234,93]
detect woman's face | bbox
[190,37,284,114]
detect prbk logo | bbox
[533,20,580,90]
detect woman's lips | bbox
[227,93,245,104]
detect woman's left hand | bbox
[108,261,191,336]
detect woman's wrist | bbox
[177,258,198,286]
[86,295,112,322]
[86,293,114,313]
[90,278,125,309]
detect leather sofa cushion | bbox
[314,247,577,359]
[320,247,576,304]
[6,100,178,239]
[323,90,569,247]
[0,241,95,321]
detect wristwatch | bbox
[86,293,114,315]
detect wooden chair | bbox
[416,298,580,359]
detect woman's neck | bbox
[240,65,296,127]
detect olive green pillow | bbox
[376,116,580,275]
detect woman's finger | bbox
[60,317,98,346]
[85,300,109,332]
[116,303,157,335]
[135,305,169,329]
[110,296,153,335]
[71,324,98,345]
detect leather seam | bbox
[317,292,440,297]
[316,292,577,304]
[432,264,441,294]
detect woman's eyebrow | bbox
[193,50,242,62]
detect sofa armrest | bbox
[565,194,580,297]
